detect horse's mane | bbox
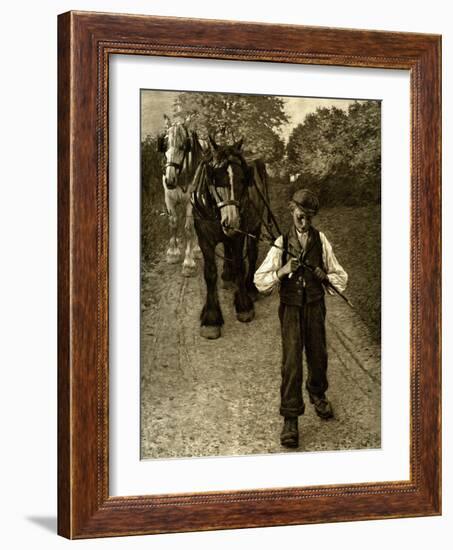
[210,146,251,183]
[211,145,242,162]
[191,159,214,220]
[167,123,206,161]
[167,123,187,149]
[191,143,251,220]
[190,130,205,161]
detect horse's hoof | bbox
[200,325,221,339]
[237,310,255,323]
[166,251,181,264]
[182,264,196,277]
[221,279,237,290]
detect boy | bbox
[254,189,348,448]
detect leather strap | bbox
[216,199,240,210]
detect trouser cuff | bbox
[279,403,305,418]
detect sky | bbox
[140,89,361,142]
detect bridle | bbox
[164,125,190,176]
[208,156,249,213]
[189,154,254,263]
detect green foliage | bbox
[174,92,288,164]
[317,205,381,345]
[141,135,163,195]
[141,136,166,264]
[286,101,381,206]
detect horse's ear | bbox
[163,114,171,129]
[208,135,218,151]
[234,137,244,151]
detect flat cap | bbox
[291,188,320,215]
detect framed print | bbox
[58,11,441,538]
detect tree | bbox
[345,101,381,201]
[286,101,381,205]
[173,92,288,164]
[141,135,163,195]
[287,107,349,180]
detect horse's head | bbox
[161,122,191,190]
[208,136,251,237]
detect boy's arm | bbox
[253,236,284,294]
[319,232,348,294]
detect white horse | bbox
[159,116,203,276]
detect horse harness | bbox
[189,154,255,263]
[164,124,192,184]
[207,155,251,213]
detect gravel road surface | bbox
[140,248,381,459]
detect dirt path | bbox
[140,250,381,459]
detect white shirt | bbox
[296,228,309,250]
[253,232,348,296]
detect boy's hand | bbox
[314,267,328,281]
[278,258,299,279]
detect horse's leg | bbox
[245,229,261,301]
[181,197,196,277]
[198,229,223,339]
[164,189,181,264]
[221,241,237,290]
[193,241,202,259]
[232,236,255,323]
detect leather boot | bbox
[309,394,334,419]
[280,417,299,447]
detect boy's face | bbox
[292,206,313,233]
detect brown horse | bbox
[191,136,269,339]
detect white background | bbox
[0,1,450,548]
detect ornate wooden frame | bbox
[58,11,441,539]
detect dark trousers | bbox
[278,300,328,418]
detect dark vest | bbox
[280,225,325,306]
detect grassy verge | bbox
[317,205,381,344]
[141,189,168,266]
